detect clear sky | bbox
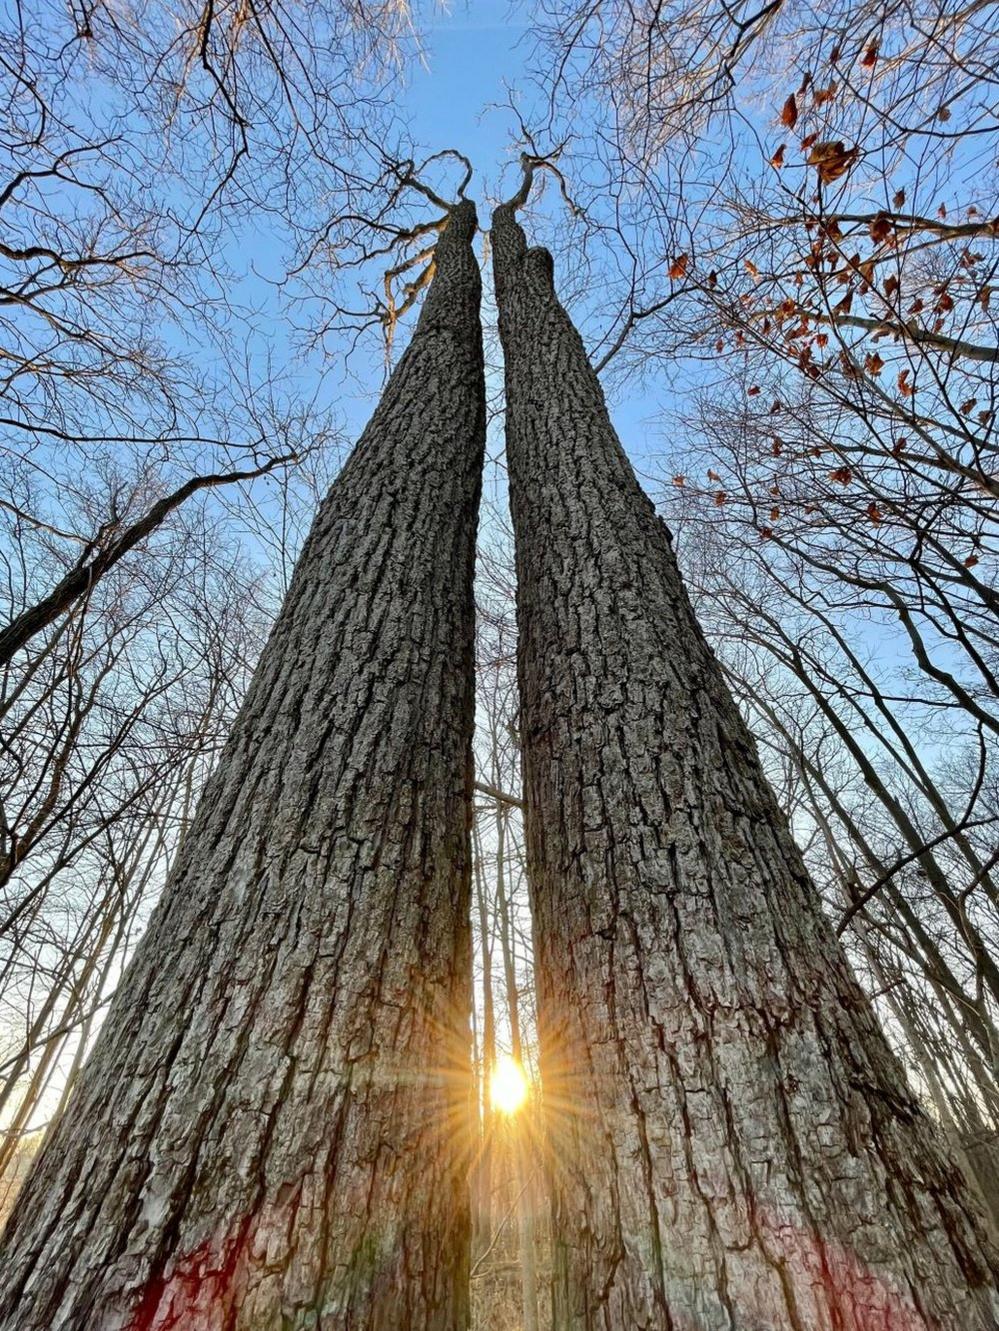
[406,3,532,172]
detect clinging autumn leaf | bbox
[808,140,860,184]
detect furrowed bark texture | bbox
[0,200,485,1331]
[491,200,999,1331]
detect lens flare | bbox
[490,1054,529,1116]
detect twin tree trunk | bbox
[3,186,998,1331]
[491,200,999,1330]
[0,200,485,1331]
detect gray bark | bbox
[491,197,999,1331]
[0,199,485,1331]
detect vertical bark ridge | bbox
[0,199,485,1331]
[491,197,999,1331]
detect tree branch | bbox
[0,453,299,667]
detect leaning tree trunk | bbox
[0,199,485,1331]
[491,194,999,1331]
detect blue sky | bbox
[407,3,531,169]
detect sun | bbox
[490,1054,529,1116]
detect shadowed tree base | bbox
[0,200,485,1331]
[492,190,999,1331]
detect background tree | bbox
[469,510,548,1331]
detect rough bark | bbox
[0,199,485,1331]
[491,196,999,1331]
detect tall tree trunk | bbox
[491,188,999,1331]
[0,199,485,1331]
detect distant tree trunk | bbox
[491,193,999,1331]
[0,199,485,1331]
[515,1132,539,1331]
[473,790,539,1323]
[492,800,539,1331]
[472,818,497,1252]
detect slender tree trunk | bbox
[0,199,485,1331]
[852,918,999,1239]
[515,1130,540,1331]
[492,800,539,1331]
[472,818,496,1253]
[491,192,999,1331]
